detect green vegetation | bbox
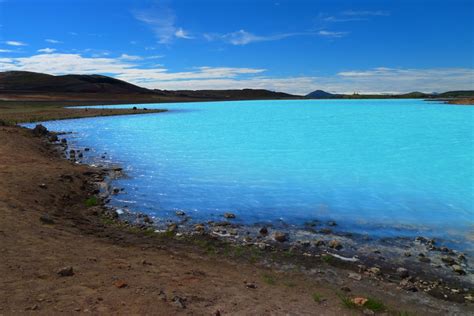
[262,273,276,285]
[337,293,357,309]
[321,254,334,263]
[85,196,98,207]
[364,297,386,312]
[312,293,324,303]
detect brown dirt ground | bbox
[0,124,472,315]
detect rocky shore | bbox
[1,120,473,314]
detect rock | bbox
[452,265,466,275]
[458,253,466,261]
[441,255,456,265]
[167,223,178,233]
[38,183,47,189]
[49,134,59,142]
[244,282,257,289]
[224,212,236,219]
[194,224,205,232]
[273,232,288,242]
[319,228,332,234]
[368,267,381,275]
[114,280,128,288]
[143,215,153,224]
[132,106,137,110]
[84,148,90,151]
[61,138,67,144]
[172,296,186,309]
[158,290,167,301]
[351,297,368,306]
[363,309,375,315]
[328,239,343,250]
[396,267,409,278]
[40,214,54,225]
[259,227,268,236]
[404,251,412,257]
[327,221,337,226]
[175,210,186,216]
[340,286,351,292]
[57,266,74,277]
[112,188,120,194]
[32,124,48,137]
[465,294,474,302]
[418,257,431,263]
[348,272,362,281]
[314,239,326,247]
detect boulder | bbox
[259,227,268,236]
[396,267,409,278]
[452,265,466,275]
[273,232,288,242]
[32,124,48,137]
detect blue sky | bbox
[0,0,473,94]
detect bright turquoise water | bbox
[33,100,474,247]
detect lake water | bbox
[32,99,474,250]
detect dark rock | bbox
[328,239,343,250]
[38,183,47,189]
[175,210,186,216]
[397,267,409,278]
[224,212,236,219]
[112,188,120,195]
[340,286,351,292]
[404,251,412,257]
[314,240,326,247]
[244,282,257,289]
[48,134,59,142]
[40,214,54,225]
[143,215,153,224]
[259,227,268,236]
[32,124,48,137]
[132,106,137,110]
[172,296,186,309]
[327,221,337,226]
[194,224,205,232]
[61,138,67,144]
[57,266,74,277]
[84,148,90,151]
[441,255,456,265]
[273,232,288,242]
[158,290,167,301]
[419,257,431,263]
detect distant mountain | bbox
[436,90,474,98]
[0,71,149,94]
[0,71,302,102]
[305,90,340,99]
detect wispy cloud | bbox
[318,30,348,38]
[45,39,61,44]
[5,40,27,46]
[342,10,390,17]
[37,48,56,53]
[0,53,472,95]
[205,29,346,45]
[133,5,191,44]
[0,49,13,53]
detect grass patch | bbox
[262,273,276,285]
[337,293,357,309]
[321,254,334,263]
[85,196,98,207]
[312,293,324,303]
[364,297,386,312]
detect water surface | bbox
[34,99,473,250]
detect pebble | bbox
[397,267,409,278]
[57,266,74,277]
[224,212,236,219]
[172,296,186,309]
[40,214,55,225]
[114,280,128,288]
[451,265,466,275]
[175,210,186,216]
[368,267,381,275]
[348,272,362,281]
[441,255,456,265]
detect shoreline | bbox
[1,111,473,314]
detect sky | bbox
[0,0,473,95]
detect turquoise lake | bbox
[34,99,474,250]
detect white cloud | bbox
[45,39,61,44]
[0,53,472,95]
[318,30,348,38]
[119,54,142,61]
[133,5,191,44]
[5,40,26,46]
[0,49,13,53]
[37,48,56,53]
[175,28,193,39]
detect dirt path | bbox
[0,125,472,315]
